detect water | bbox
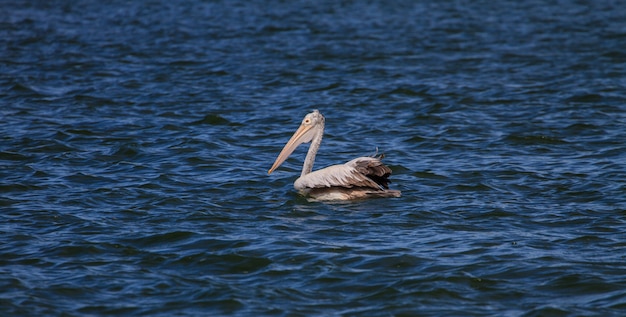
[1,0,626,315]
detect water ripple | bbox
[1,0,626,316]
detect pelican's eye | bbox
[304,118,311,124]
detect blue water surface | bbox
[1,0,626,316]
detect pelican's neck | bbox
[301,123,324,178]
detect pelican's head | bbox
[300,109,324,128]
[268,110,325,174]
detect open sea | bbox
[1,0,626,316]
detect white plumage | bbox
[268,110,401,201]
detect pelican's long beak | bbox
[268,123,314,174]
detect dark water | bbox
[2,0,626,315]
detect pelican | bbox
[268,110,401,201]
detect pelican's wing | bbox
[349,157,393,189]
[294,157,392,190]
